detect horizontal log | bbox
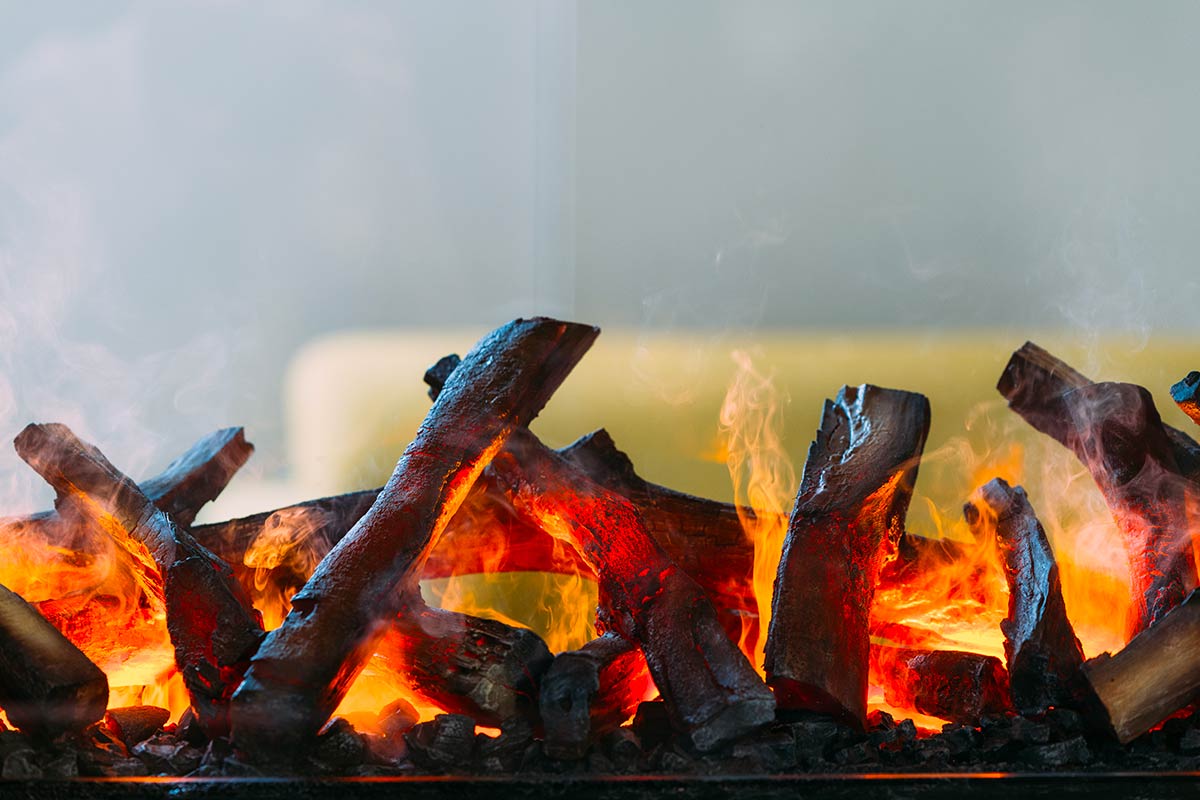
[871,645,1011,726]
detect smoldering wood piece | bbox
[870,645,1011,726]
[0,427,253,553]
[13,423,263,736]
[539,632,650,760]
[491,429,775,753]
[998,342,1199,635]
[0,583,109,737]
[764,384,930,729]
[230,317,598,758]
[998,341,1200,482]
[965,478,1085,715]
[1083,589,1200,744]
[374,597,553,726]
[1172,372,1200,427]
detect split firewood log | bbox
[229,317,598,757]
[870,645,1010,726]
[765,384,930,728]
[14,423,264,736]
[964,478,1085,715]
[998,342,1200,635]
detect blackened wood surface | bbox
[871,645,1011,726]
[0,582,108,736]
[13,423,264,736]
[998,343,1198,635]
[539,632,649,760]
[765,384,930,728]
[1172,372,1200,427]
[1084,589,1200,743]
[965,479,1085,715]
[492,429,776,753]
[375,598,552,726]
[230,318,598,757]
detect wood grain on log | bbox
[229,317,598,757]
[765,384,930,728]
[965,478,1085,715]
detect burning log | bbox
[965,479,1085,715]
[1172,372,1200,427]
[0,427,253,548]
[491,429,776,753]
[765,384,930,728]
[0,583,109,737]
[13,423,264,736]
[870,645,1010,726]
[538,632,650,760]
[998,342,1199,635]
[1083,589,1200,744]
[374,596,553,726]
[230,317,598,756]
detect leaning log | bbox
[0,583,109,737]
[374,597,553,726]
[491,428,776,752]
[965,478,1085,715]
[230,317,598,757]
[14,423,264,736]
[870,645,1010,726]
[1083,589,1200,743]
[998,343,1199,635]
[538,632,651,760]
[1172,372,1200,428]
[765,384,930,728]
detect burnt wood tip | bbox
[1172,371,1200,426]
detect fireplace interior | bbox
[0,319,1199,800]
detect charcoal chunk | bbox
[379,698,420,739]
[405,714,476,770]
[311,718,366,770]
[1180,728,1200,755]
[2,749,41,779]
[730,729,797,772]
[105,706,170,747]
[1021,736,1092,767]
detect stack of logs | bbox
[1,317,1199,768]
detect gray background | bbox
[1,1,1197,495]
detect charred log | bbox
[1172,372,1200,428]
[229,317,598,757]
[538,632,650,760]
[0,583,108,737]
[871,645,1011,726]
[13,423,263,736]
[765,384,930,728]
[965,479,1085,715]
[998,343,1199,635]
[375,598,552,727]
[491,429,775,753]
[1084,589,1200,744]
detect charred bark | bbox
[374,597,553,727]
[998,342,1199,635]
[765,384,930,728]
[0,583,108,737]
[538,632,650,760]
[1172,372,1200,428]
[13,423,263,736]
[229,317,598,757]
[965,478,1085,715]
[491,429,775,753]
[1084,589,1200,743]
[871,645,1011,726]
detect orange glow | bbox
[717,351,795,675]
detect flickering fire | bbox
[0,349,1154,736]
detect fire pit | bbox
[1,318,1200,795]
